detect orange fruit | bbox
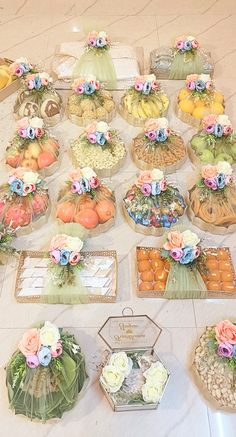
[192,106,208,119]
[151,260,164,271]
[149,249,161,260]
[95,199,115,223]
[153,282,166,291]
[57,201,75,222]
[178,99,195,114]
[74,208,99,229]
[137,249,149,261]
[139,282,153,291]
[140,271,154,282]
[210,102,224,115]
[138,260,151,272]
[178,88,190,101]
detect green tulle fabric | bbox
[163,262,207,299]
[6,335,87,421]
[73,49,117,89]
[169,51,203,80]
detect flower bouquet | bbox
[6,321,87,421]
[187,161,236,234]
[68,76,115,125]
[70,121,126,177]
[194,320,236,410]
[56,167,115,236]
[119,74,169,126]
[73,30,116,89]
[150,35,214,80]
[123,169,186,236]
[132,117,186,172]
[176,74,224,127]
[0,168,50,235]
[9,57,37,79]
[189,114,236,166]
[14,72,62,126]
[6,116,61,176]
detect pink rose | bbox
[26,354,40,368]
[18,328,40,357]
[205,81,213,90]
[23,183,36,195]
[35,127,44,137]
[94,81,100,90]
[105,131,112,141]
[136,171,152,187]
[76,86,84,94]
[88,37,97,46]
[15,67,24,77]
[223,125,233,135]
[163,231,183,250]
[151,80,160,91]
[204,177,217,190]
[51,341,63,357]
[88,133,97,144]
[176,40,184,50]
[18,128,27,138]
[16,117,29,129]
[50,234,67,250]
[191,40,199,49]
[135,82,143,91]
[89,176,100,188]
[170,248,183,261]
[194,246,201,258]
[159,178,167,191]
[225,174,233,185]
[27,79,35,90]
[187,81,195,91]
[215,320,236,345]
[141,183,152,196]
[71,180,81,193]
[69,251,81,265]
[201,165,217,179]
[50,249,61,263]
[41,78,48,86]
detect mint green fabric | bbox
[169,51,203,80]
[163,262,207,299]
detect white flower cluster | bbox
[100,351,133,393]
[141,361,168,403]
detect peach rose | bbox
[69,169,82,181]
[215,320,236,344]
[163,231,183,250]
[85,122,97,135]
[186,74,198,83]
[50,234,68,250]
[18,328,40,357]
[201,164,217,179]
[202,114,217,130]
[136,171,152,187]
[144,118,159,132]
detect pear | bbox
[229,143,236,159]
[215,153,233,164]
[191,135,206,152]
[200,149,214,163]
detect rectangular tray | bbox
[15,250,117,303]
[0,58,20,102]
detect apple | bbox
[191,135,207,152]
[6,154,20,168]
[215,153,233,164]
[200,150,214,163]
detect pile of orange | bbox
[178,88,224,120]
[137,248,170,292]
[201,248,236,293]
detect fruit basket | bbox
[0,58,20,101]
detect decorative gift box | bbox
[70,121,126,177]
[6,116,61,177]
[132,117,186,173]
[193,320,236,411]
[176,74,224,127]
[187,162,236,234]
[0,58,20,101]
[14,72,63,126]
[189,114,236,167]
[122,169,186,236]
[119,74,169,126]
[150,35,214,80]
[6,321,87,421]
[56,167,116,236]
[0,168,50,236]
[99,309,169,411]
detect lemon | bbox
[195,99,205,108]
[178,88,190,101]
[192,106,209,119]
[213,91,224,104]
[210,102,224,115]
[178,99,195,114]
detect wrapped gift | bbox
[70,121,126,177]
[122,169,186,236]
[0,168,50,235]
[176,74,224,127]
[99,309,169,411]
[193,320,236,411]
[6,116,61,176]
[187,162,236,234]
[150,35,214,80]
[14,72,63,126]
[119,74,169,126]
[0,223,16,297]
[6,321,87,421]
[189,114,236,167]
[132,117,186,172]
[56,167,115,236]
[67,76,115,125]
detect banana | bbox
[0,69,10,89]
[159,93,169,111]
[137,102,147,119]
[131,103,140,119]
[0,64,10,73]
[148,97,162,116]
[140,99,152,117]
[124,94,133,114]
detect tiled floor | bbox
[1,0,236,436]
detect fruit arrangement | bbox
[177,74,224,126]
[68,76,115,125]
[6,116,60,176]
[189,114,236,166]
[14,72,62,126]
[137,247,170,293]
[56,167,116,235]
[119,74,169,126]
[201,248,236,293]
[0,168,49,234]
[132,117,186,172]
[0,61,15,90]
[123,169,186,236]
[70,121,126,177]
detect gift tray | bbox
[0,58,20,102]
[136,246,236,299]
[15,250,117,303]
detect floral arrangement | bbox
[135,169,167,196]
[100,351,168,404]
[207,320,236,369]
[72,76,100,95]
[185,74,213,94]
[85,121,112,145]
[197,161,233,193]
[174,35,199,53]
[86,30,110,52]
[202,114,233,137]
[16,116,45,140]
[161,230,202,265]
[134,74,161,95]
[8,168,43,197]
[24,72,53,91]
[69,167,100,195]
[144,118,170,143]
[9,57,34,78]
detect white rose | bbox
[17,56,30,64]
[30,116,44,129]
[144,362,168,385]
[100,365,124,393]
[198,74,211,82]
[40,72,53,82]
[40,321,60,347]
[216,161,233,175]
[81,167,97,179]
[109,352,133,377]
[98,31,108,39]
[146,74,156,82]
[151,169,164,181]
[157,117,168,129]
[142,382,163,403]
[22,170,39,184]
[96,121,109,133]
[65,236,83,252]
[217,115,231,126]
[186,35,195,41]
[182,230,200,247]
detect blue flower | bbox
[60,249,71,266]
[233,345,236,357]
[38,346,52,366]
[26,126,35,139]
[10,178,24,196]
[217,173,225,189]
[179,246,195,264]
[96,38,105,47]
[156,128,167,142]
[184,40,192,51]
[214,123,223,137]
[96,132,106,145]
[151,182,161,195]
[80,177,90,192]
[34,76,42,90]
[143,81,152,95]
[84,82,95,95]
[21,63,31,73]
[195,80,206,92]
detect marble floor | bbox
[1,0,236,436]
